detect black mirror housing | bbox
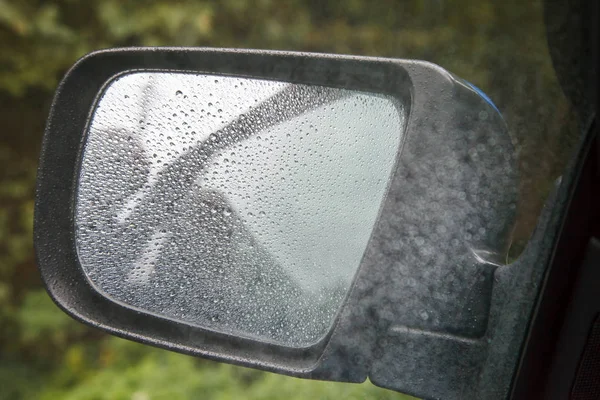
[35,48,544,400]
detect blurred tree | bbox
[0,0,580,399]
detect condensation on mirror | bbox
[75,72,407,347]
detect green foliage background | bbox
[0,0,581,399]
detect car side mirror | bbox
[35,48,518,399]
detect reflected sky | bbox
[87,72,405,291]
[75,72,407,346]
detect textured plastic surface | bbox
[572,315,600,399]
[75,72,405,347]
[34,48,574,400]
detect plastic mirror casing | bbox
[33,48,553,400]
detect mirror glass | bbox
[75,72,407,347]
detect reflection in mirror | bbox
[75,72,406,347]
